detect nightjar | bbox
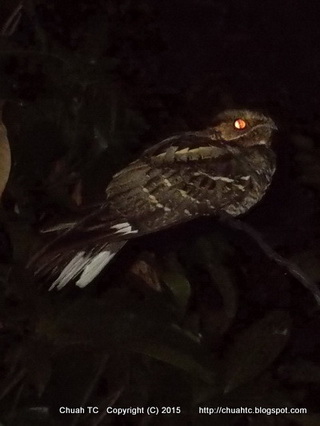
[29,109,277,290]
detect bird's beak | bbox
[268,119,278,131]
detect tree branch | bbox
[219,214,320,306]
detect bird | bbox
[28,109,277,290]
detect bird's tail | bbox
[29,240,127,290]
[28,228,127,290]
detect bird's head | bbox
[210,109,277,148]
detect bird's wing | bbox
[105,132,255,232]
[141,130,221,156]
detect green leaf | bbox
[46,292,217,384]
[186,235,238,335]
[161,252,191,315]
[130,337,215,384]
[224,311,291,393]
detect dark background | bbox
[0,1,320,425]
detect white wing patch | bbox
[110,222,138,235]
[212,176,234,183]
[193,171,235,183]
[110,222,130,230]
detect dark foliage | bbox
[0,1,320,425]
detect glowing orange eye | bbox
[234,118,247,130]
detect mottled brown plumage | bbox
[29,109,277,289]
